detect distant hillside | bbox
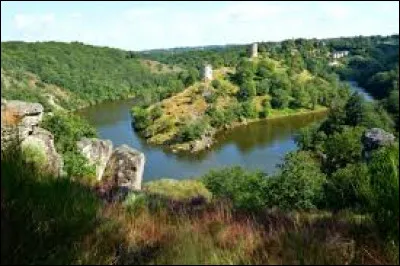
[1,41,188,110]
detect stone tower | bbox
[251,43,258,58]
[203,64,213,81]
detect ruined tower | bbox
[203,64,213,81]
[251,43,258,58]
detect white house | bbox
[332,50,349,59]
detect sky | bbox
[1,1,399,51]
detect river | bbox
[76,82,369,181]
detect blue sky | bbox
[1,1,399,51]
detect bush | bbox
[21,143,47,169]
[256,79,270,95]
[268,151,327,210]
[202,166,268,211]
[237,80,256,101]
[206,107,227,128]
[271,89,290,109]
[259,99,271,119]
[240,101,258,119]
[123,192,149,214]
[323,163,371,211]
[211,80,222,90]
[131,106,152,130]
[368,145,399,241]
[41,111,97,179]
[178,119,208,142]
[144,179,212,202]
[323,126,364,173]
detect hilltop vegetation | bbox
[1,41,193,110]
[131,54,349,152]
[330,36,399,130]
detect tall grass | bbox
[2,144,398,265]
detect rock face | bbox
[103,145,145,190]
[3,100,44,118]
[362,128,395,151]
[77,138,113,181]
[190,135,213,152]
[20,127,64,176]
[1,99,44,151]
[1,99,44,141]
[362,128,396,159]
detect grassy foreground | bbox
[1,144,398,265]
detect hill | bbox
[1,41,188,110]
[131,54,349,152]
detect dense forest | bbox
[139,34,399,132]
[1,41,198,110]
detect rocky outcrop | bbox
[103,145,145,190]
[1,99,45,151]
[190,134,213,152]
[20,127,64,176]
[362,128,396,159]
[3,100,43,118]
[77,138,113,181]
[1,99,44,141]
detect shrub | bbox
[323,163,371,211]
[21,142,47,168]
[240,101,258,119]
[267,151,326,210]
[256,78,271,96]
[259,100,271,119]
[41,111,97,180]
[206,107,226,128]
[368,145,399,242]
[144,179,212,202]
[202,166,268,211]
[211,79,222,90]
[271,89,290,109]
[323,126,365,173]
[178,119,208,142]
[131,106,152,130]
[123,192,149,214]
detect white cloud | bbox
[323,4,351,20]
[70,12,82,19]
[14,13,55,30]
[220,2,283,23]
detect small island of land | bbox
[131,51,346,152]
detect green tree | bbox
[291,87,311,109]
[211,79,222,90]
[323,126,364,173]
[256,78,270,96]
[271,89,290,109]
[267,151,326,210]
[237,80,256,101]
[178,119,208,141]
[324,163,370,211]
[202,166,269,211]
[240,100,258,119]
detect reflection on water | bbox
[76,98,327,181]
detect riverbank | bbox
[169,106,329,153]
